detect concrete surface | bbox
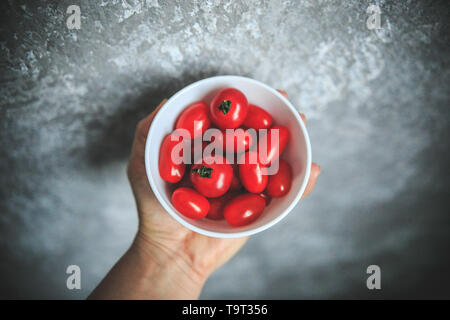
[0,0,449,299]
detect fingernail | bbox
[312,163,321,177]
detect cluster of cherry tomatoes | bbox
[159,88,292,227]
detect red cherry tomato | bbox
[172,187,209,219]
[223,129,253,153]
[258,125,290,166]
[201,131,224,158]
[207,192,236,220]
[258,192,272,206]
[224,193,266,227]
[191,140,210,164]
[238,151,268,193]
[190,155,233,198]
[210,88,249,130]
[192,132,228,163]
[230,164,242,191]
[243,104,273,130]
[266,159,292,197]
[175,101,210,139]
[159,133,186,183]
[173,165,192,189]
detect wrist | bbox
[130,231,207,299]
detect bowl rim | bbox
[145,75,312,238]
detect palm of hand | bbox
[134,191,248,278]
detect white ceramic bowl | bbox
[145,75,311,238]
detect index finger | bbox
[133,99,167,148]
[128,99,167,179]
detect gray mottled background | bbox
[1,0,449,299]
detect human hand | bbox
[126,99,249,298]
[90,90,320,300]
